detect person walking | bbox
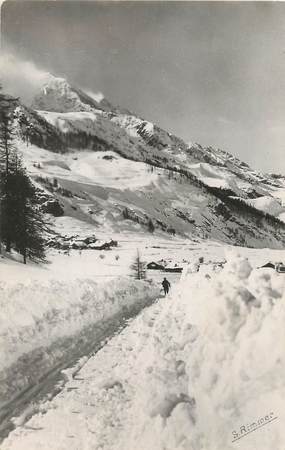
[162,277,171,296]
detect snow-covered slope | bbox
[8,75,285,248]
[18,141,285,249]
[234,196,285,221]
[31,80,284,193]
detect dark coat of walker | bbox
[162,277,171,296]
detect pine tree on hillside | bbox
[148,218,155,233]
[0,91,19,252]
[0,89,48,263]
[1,151,47,263]
[13,166,47,264]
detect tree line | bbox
[0,88,47,263]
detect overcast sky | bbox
[1,1,285,173]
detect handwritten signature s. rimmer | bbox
[232,412,278,443]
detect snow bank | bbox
[123,256,285,450]
[0,277,159,406]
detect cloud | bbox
[85,90,105,104]
[0,52,51,105]
[216,116,235,126]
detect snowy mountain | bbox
[10,75,285,248]
[31,74,129,115]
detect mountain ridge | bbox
[4,75,285,248]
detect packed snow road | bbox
[0,298,159,443]
[0,276,160,444]
[1,295,165,450]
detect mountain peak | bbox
[31,75,103,113]
[31,73,134,117]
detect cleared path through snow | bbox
[0,292,161,444]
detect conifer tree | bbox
[13,165,47,264]
[0,88,47,263]
[148,218,155,233]
[130,250,147,280]
[0,89,18,252]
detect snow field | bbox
[0,277,159,407]
[2,253,285,450]
[19,141,158,190]
[68,151,158,189]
